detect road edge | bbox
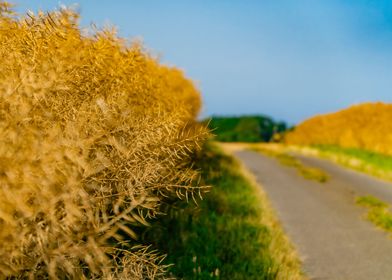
[218,142,307,280]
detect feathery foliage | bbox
[0,2,208,278]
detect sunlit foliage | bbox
[285,102,392,156]
[0,2,208,279]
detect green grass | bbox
[356,195,392,233]
[312,145,392,181]
[144,143,304,279]
[252,147,329,183]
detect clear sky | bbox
[13,0,392,124]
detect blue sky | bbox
[14,0,392,124]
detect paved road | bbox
[234,150,392,280]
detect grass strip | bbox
[356,195,392,233]
[251,146,329,183]
[291,145,392,182]
[145,142,305,279]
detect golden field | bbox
[285,102,392,155]
[0,3,207,279]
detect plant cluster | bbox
[285,102,392,156]
[0,2,208,279]
[356,196,392,233]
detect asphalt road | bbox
[234,150,392,280]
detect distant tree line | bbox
[205,115,288,142]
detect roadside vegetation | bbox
[356,196,392,233]
[250,145,329,183]
[282,103,392,181]
[285,102,392,156]
[147,143,305,280]
[0,3,208,278]
[206,115,287,142]
[289,145,392,182]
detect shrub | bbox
[0,3,208,278]
[285,102,392,155]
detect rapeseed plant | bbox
[0,2,208,278]
[285,103,392,156]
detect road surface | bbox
[234,150,392,280]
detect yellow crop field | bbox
[285,102,392,155]
[0,3,208,279]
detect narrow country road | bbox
[234,150,392,280]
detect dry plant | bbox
[285,102,392,155]
[0,2,208,278]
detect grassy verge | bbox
[250,145,329,183]
[145,142,304,279]
[356,195,392,233]
[290,145,392,182]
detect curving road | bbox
[234,149,392,280]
